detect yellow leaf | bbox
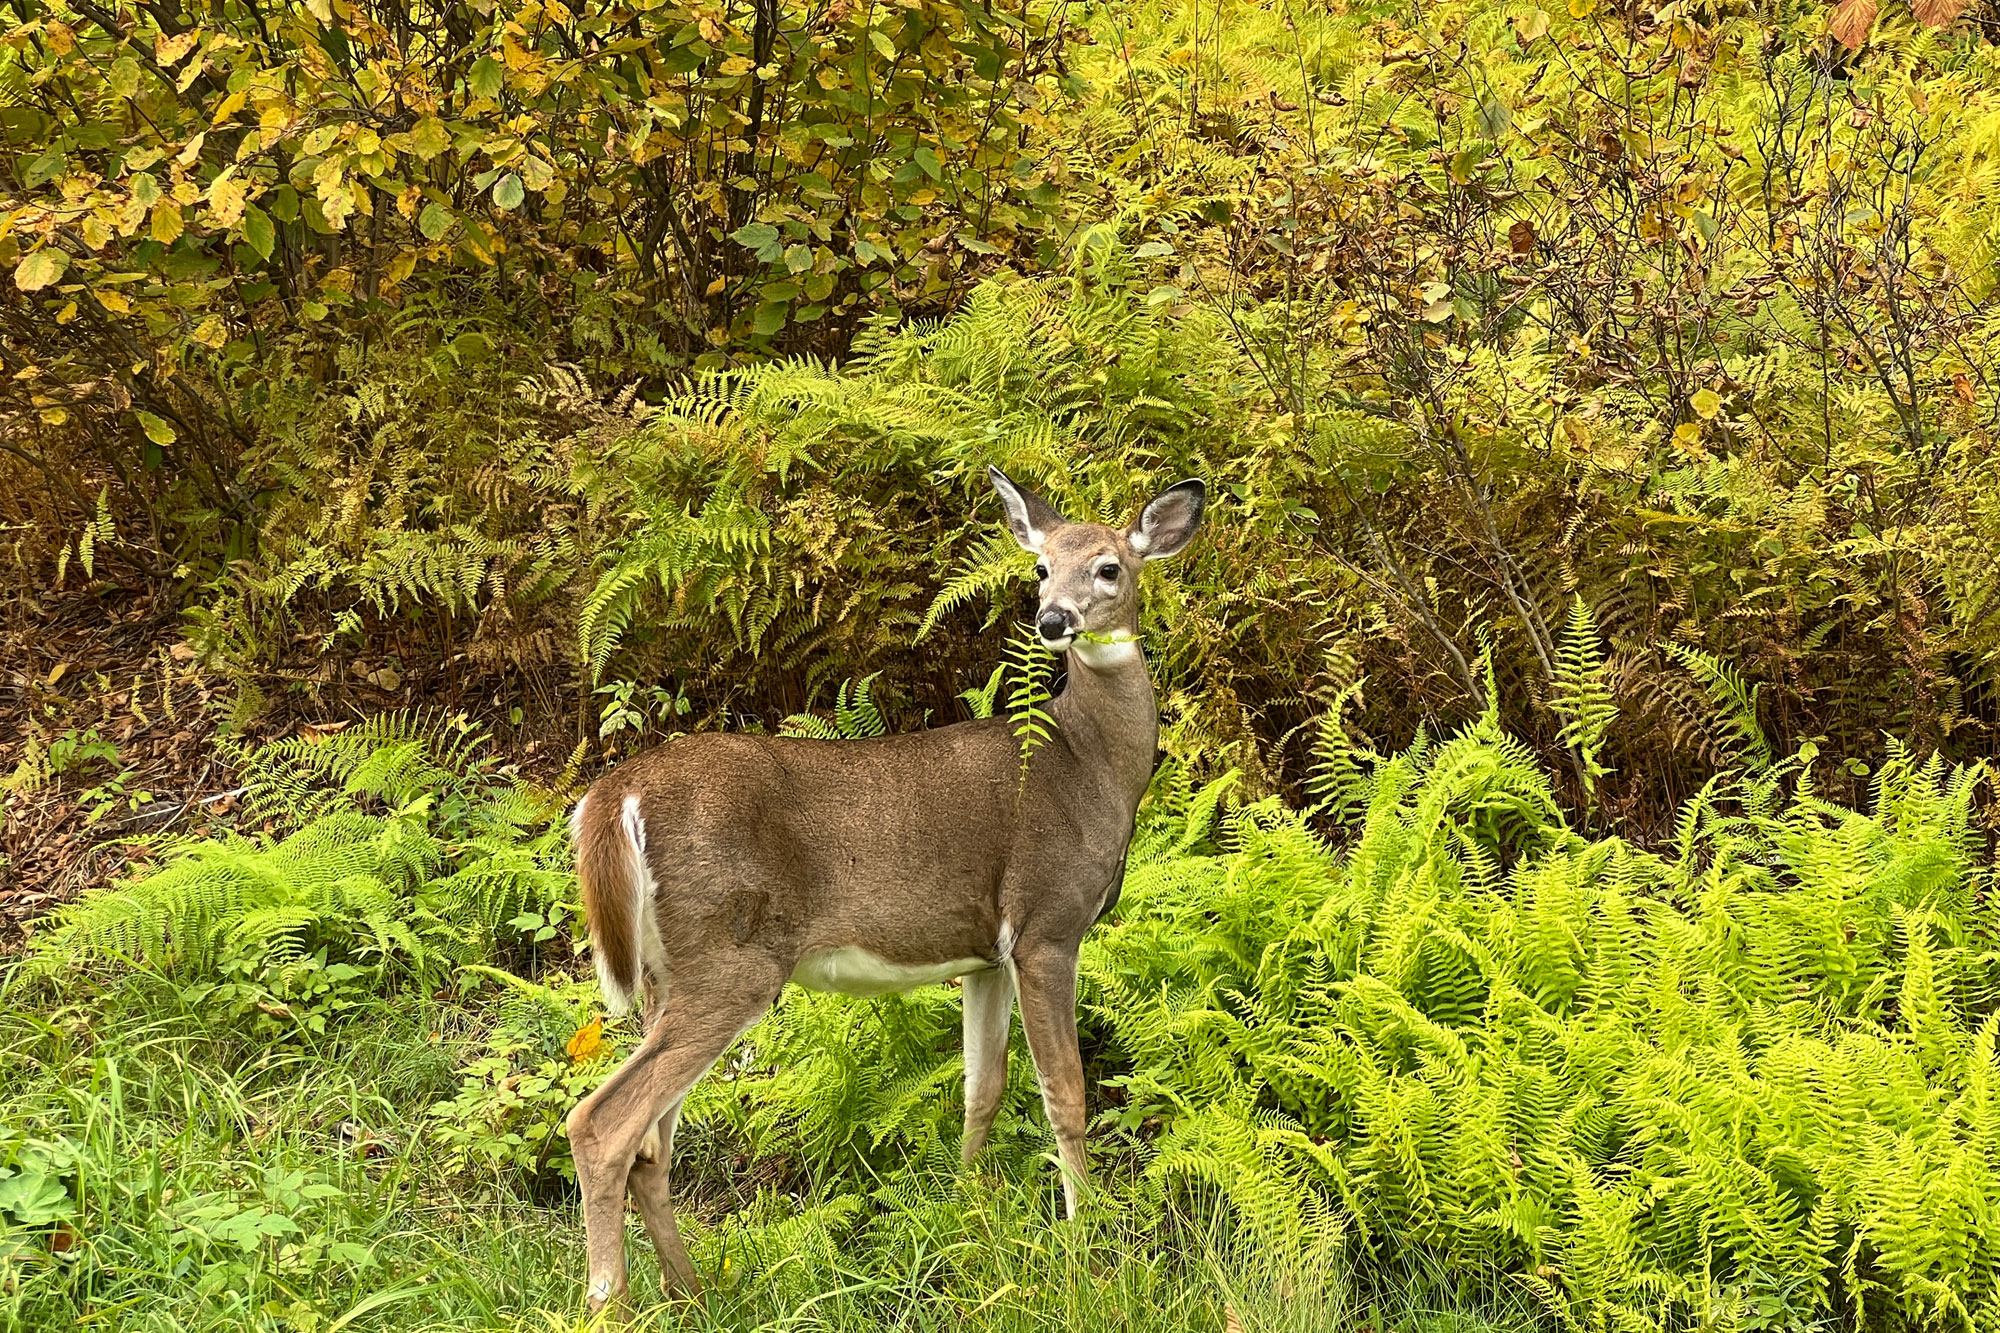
[40,406,69,426]
[385,250,419,284]
[566,1017,605,1062]
[56,301,78,324]
[97,288,131,314]
[177,131,207,168]
[151,203,184,245]
[192,315,227,348]
[1691,388,1722,420]
[207,175,247,227]
[1567,0,1597,15]
[155,30,198,66]
[211,89,250,125]
[14,248,66,291]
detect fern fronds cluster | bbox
[1069,719,1998,1329]
[32,716,569,991]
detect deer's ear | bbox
[1128,479,1206,561]
[988,466,1067,554]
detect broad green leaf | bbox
[752,302,788,335]
[107,57,142,99]
[241,205,276,261]
[492,173,525,210]
[419,202,454,240]
[469,56,504,100]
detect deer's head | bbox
[987,467,1206,660]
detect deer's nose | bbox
[1037,609,1073,644]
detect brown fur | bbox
[565,469,1204,1312]
[572,794,640,1005]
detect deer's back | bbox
[584,718,1054,968]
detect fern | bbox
[33,721,568,992]
[1549,597,1618,805]
[1002,628,1059,777]
[779,675,890,740]
[1664,644,1775,772]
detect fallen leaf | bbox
[1508,219,1536,255]
[567,1017,606,1062]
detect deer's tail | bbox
[571,789,660,1015]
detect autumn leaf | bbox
[566,1017,605,1062]
[154,30,199,66]
[1508,219,1536,254]
[1691,388,1723,420]
[1910,0,1968,25]
[151,202,185,245]
[409,116,452,161]
[14,248,67,291]
[135,411,178,445]
[1829,0,1877,49]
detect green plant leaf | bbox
[241,205,276,261]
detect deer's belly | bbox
[789,947,991,997]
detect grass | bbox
[0,971,1536,1333]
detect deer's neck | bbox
[1049,635,1158,808]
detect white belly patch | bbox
[789,947,990,997]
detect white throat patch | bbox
[1070,636,1141,669]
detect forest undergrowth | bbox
[9,0,2000,1326]
[4,686,1997,1331]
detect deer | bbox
[563,467,1206,1311]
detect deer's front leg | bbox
[961,964,1016,1162]
[1012,944,1089,1217]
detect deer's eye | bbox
[1097,563,1120,582]
[1034,563,1050,580]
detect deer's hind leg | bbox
[567,956,783,1310]
[627,1100,698,1293]
[961,964,1016,1162]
